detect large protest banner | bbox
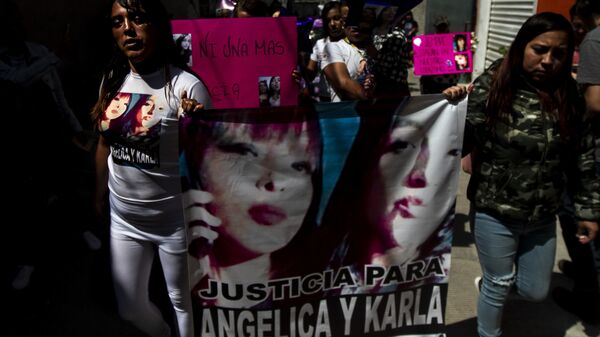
[180,95,467,336]
[171,17,298,109]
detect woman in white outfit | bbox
[91,0,211,336]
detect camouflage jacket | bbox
[466,63,600,223]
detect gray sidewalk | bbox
[445,171,600,337]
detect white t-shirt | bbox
[321,39,366,102]
[578,26,600,85]
[310,37,332,99]
[100,65,211,231]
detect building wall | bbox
[472,0,539,76]
[412,0,427,36]
[424,0,475,34]
[536,0,570,17]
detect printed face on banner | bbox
[185,120,321,307]
[182,96,461,335]
[413,32,472,75]
[377,119,431,266]
[371,112,458,270]
[201,122,316,254]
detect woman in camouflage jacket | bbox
[462,12,599,337]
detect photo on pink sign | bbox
[173,33,192,67]
[258,76,281,107]
[454,53,469,70]
[454,34,467,52]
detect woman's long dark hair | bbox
[486,12,578,141]
[91,0,192,125]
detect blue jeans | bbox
[473,211,556,337]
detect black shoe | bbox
[558,259,575,279]
[552,287,600,324]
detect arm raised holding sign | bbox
[180,90,205,116]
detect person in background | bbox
[340,1,350,22]
[322,9,375,101]
[445,12,599,337]
[215,0,235,18]
[233,0,269,18]
[303,1,345,102]
[399,10,418,67]
[570,2,589,77]
[372,6,397,49]
[368,6,414,98]
[0,0,99,291]
[92,0,210,336]
[552,0,600,324]
[419,16,459,94]
[269,0,286,17]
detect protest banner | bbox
[413,33,472,76]
[180,95,467,336]
[171,17,298,109]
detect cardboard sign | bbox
[172,17,298,109]
[413,32,472,76]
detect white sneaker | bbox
[12,265,35,290]
[83,231,101,251]
[474,276,482,293]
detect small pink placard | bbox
[412,32,472,76]
[172,17,298,109]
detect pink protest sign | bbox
[412,33,472,76]
[172,17,297,109]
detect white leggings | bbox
[110,226,193,337]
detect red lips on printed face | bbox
[248,204,287,226]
